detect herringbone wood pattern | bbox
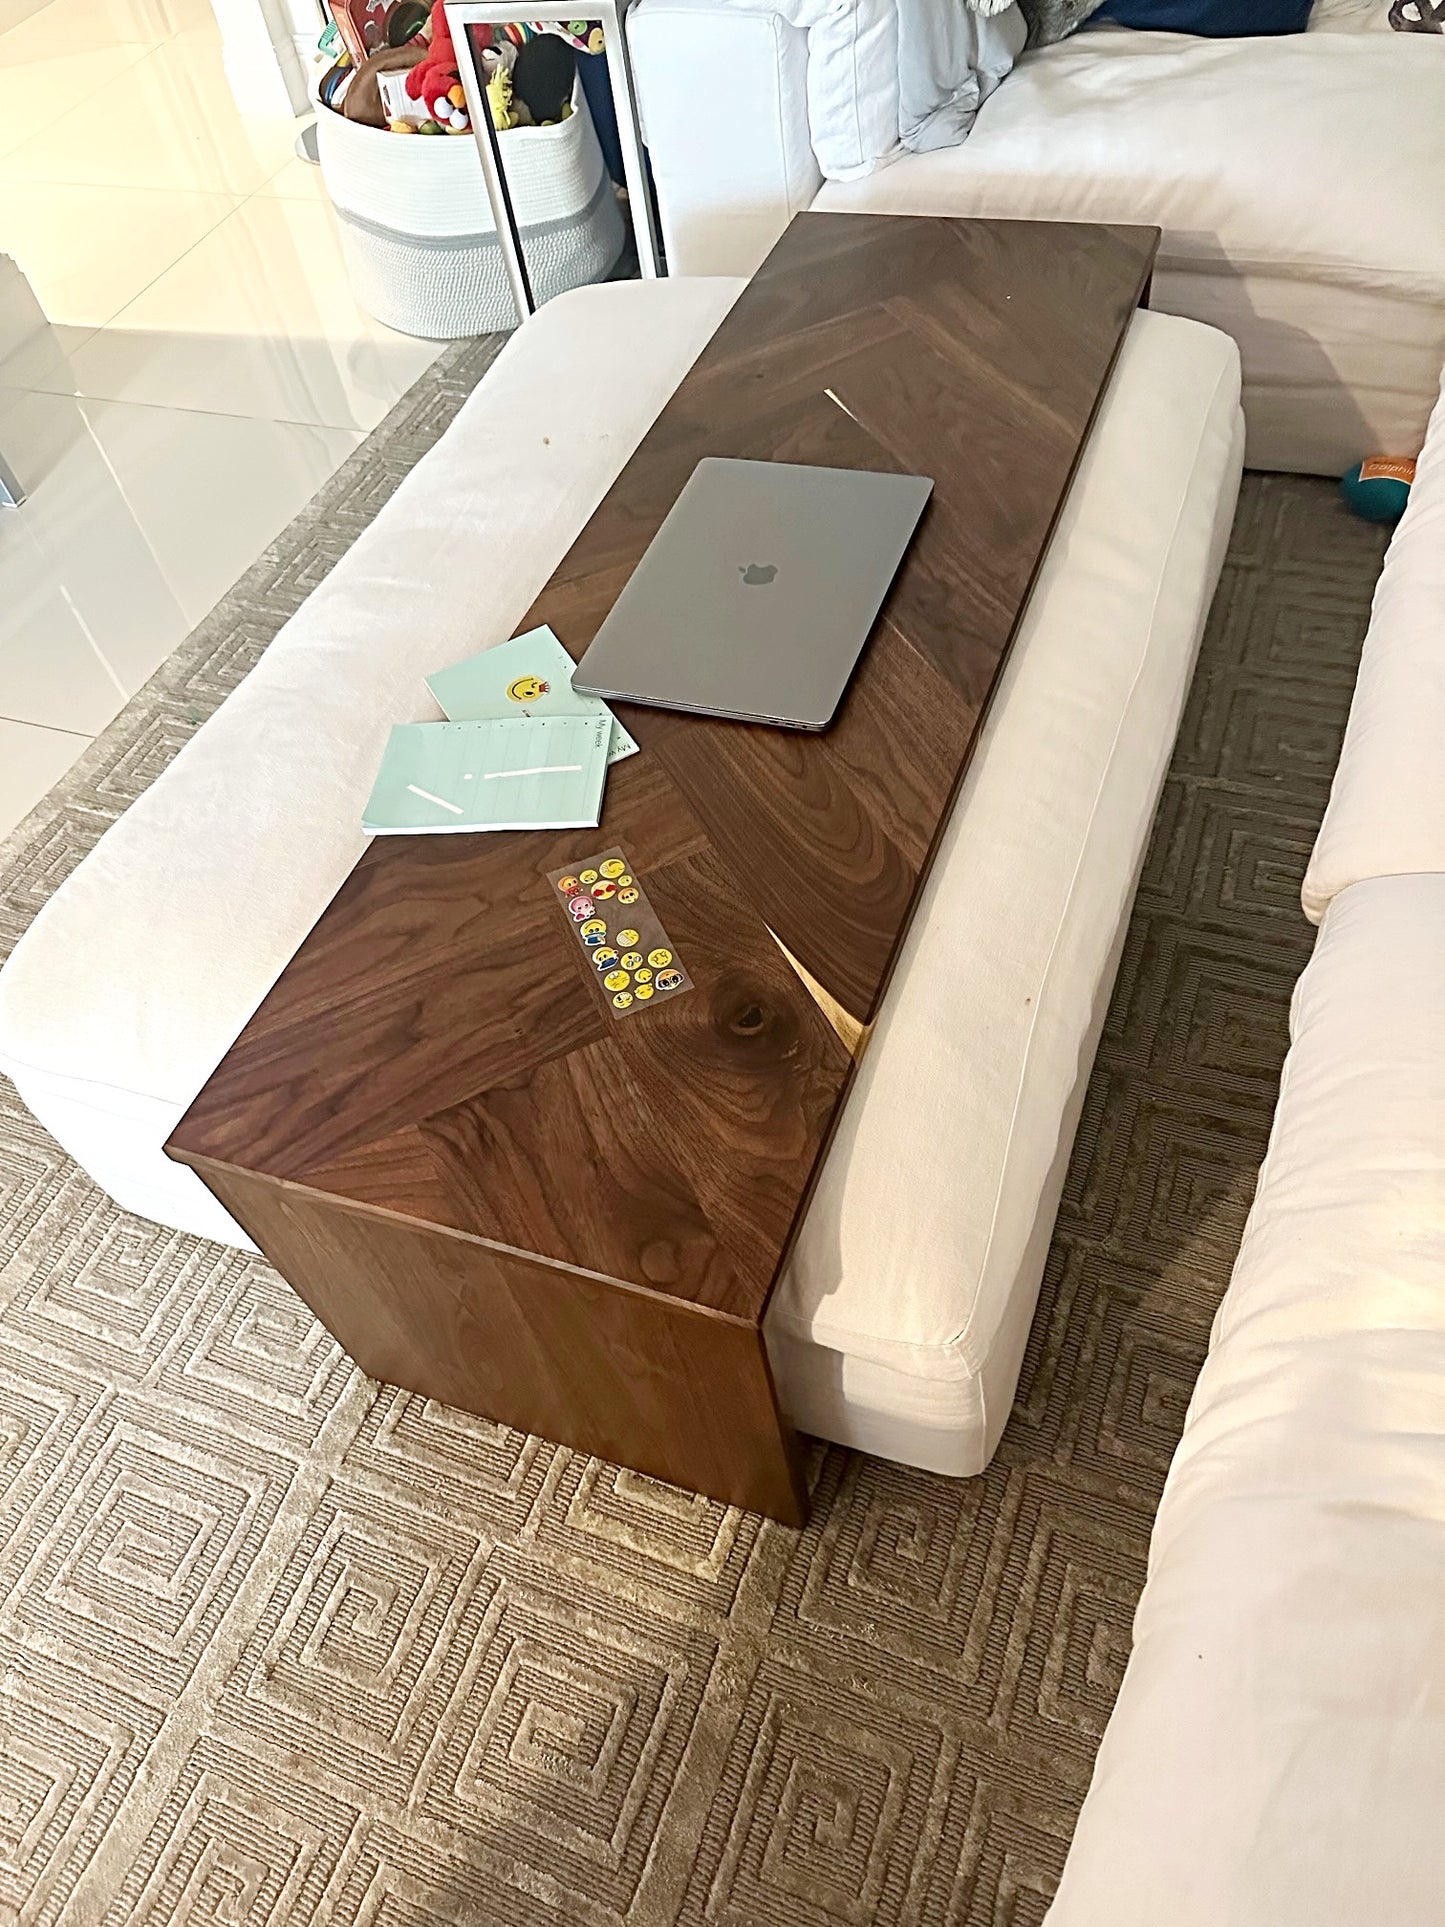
[0,340,1390,1924]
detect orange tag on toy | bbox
[1359,457,1418,485]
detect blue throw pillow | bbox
[1090,0,1313,30]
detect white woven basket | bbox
[316,86,625,337]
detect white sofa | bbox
[628,0,1445,477]
[0,276,1243,1479]
[1045,366,1445,1921]
[1304,365,1445,920]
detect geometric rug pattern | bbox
[0,340,1390,1925]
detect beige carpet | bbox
[0,347,1390,1926]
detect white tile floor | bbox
[0,0,445,838]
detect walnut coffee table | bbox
[167,213,1158,1524]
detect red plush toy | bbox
[403,0,469,127]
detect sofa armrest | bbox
[629,0,822,276]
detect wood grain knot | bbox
[708,977,802,1066]
[640,1240,681,1285]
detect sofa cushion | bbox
[817,30,1444,297]
[1303,362,1445,921]
[767,308,1243,1474]
[1047,870,1445,1925]
[813,28,1445,470]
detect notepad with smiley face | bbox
[426,626,639,766]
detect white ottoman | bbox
[0,277,1243,1479]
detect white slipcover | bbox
[630,0,1445,475]
[631,2,824,280]
[1048,870,1445,1924]
[0,281,1243,1477]
[768,307,1242,1473]
[1304,363,1445,922]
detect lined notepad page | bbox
[362,714,611,835]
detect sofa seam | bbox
[1154,248,1445,298]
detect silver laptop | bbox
[571,457,933,730]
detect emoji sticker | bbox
[620,952,642,972]
[617,875,633,887]
[507,674,550,703]
[599,859,625,878]
[604,969,630,992]
[580,918,606,938]
[618,887,639,906]
[634,968,653,985]
[557,875,579,895]
[592,880,617,900]
[616,929,639,950]
[656,968,683,992]
[568,896,594,920]
[633,983,654,1001]
[593,948,618,969]
[612,991,633,1010]
[579,868,599,885]
[648,948,673,969]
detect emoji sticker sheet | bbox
[548,849,694,1018]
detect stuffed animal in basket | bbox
[341,42,425,126]
[403,0,471,131]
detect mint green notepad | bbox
[362,714,610,835]
[426,625,638,766]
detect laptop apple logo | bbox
[740,562,777,586]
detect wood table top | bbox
[169,213,1159,1331]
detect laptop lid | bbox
[570,457,933,731]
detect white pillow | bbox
[798,0,902,176]
[748,0,1024,179]
[898,3,1024,154]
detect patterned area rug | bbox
[0,336,1389,1927]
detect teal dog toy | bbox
[1341,456,1417,525]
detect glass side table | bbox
[446,0,662,325]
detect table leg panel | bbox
[186,1158,810,1524]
